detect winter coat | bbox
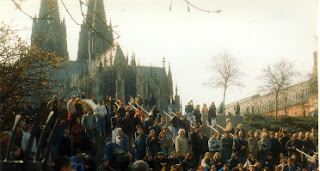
[170,116,181,128]
[208,137,222,153]
[208,105,216,119]
[115,134,130,152]
[185,104,194,113]
[134,134,147,159]
[174,136,188,158]
[200,136,210,154]
[285,139,302,156]
[147,136,161,157]
[233,138,248,155]
[221,137,233,152]
[82,114,96,130]
[71,124,85,143]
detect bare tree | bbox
[259,59,298,119]
[205,51,243,113]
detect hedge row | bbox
[243,114,318,132]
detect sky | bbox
[0,0,318,109]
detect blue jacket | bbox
[114,134,130,152]
[70,155,85,170]
[104,141,121,160]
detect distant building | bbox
[225,45,318,117]
[31,0,179,110]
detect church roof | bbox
[137,66,167,82]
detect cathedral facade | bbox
[31,0,179,111]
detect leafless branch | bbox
[184,0,222,13]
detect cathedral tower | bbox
[77,0,114,62]
[31,0,68,59]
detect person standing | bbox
[168,96,175,113]
[67,96,76,129]
[234,102,240,116]
[258,133,271,164]
[190,126,201,164]
[82,110,96,141]
[269,131,281,161]
[246,130,259,159]
[148,94,156,111]
[201,103,209,126]
[111,112,122,141]
[199,131,209,159]
[181,115,191,138]
[92,96,98,104]
[193,105,202,127]
[21,125,37,154]
[171,112,182,137]
[285,133,302,157]
[218,102,224,115]
[174,129,189,160]
[71,117,85,151]
[114,128,130,152]
[151,106,160,121]
[208,102,216,126]
[233,130,247,164]
[74,98,84,119]
[122,111,134,143]
[134,128,147,160]
[146,129,161,157]
[208,132,222,156]
[185,101,194,125]
[95,100,107,137]
[221,132,234,163]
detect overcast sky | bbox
[0,0,318,109]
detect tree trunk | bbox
[275,93,279,120]
[223,86,227,115]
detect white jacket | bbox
[21,132,37,153]
[94,105,107,118]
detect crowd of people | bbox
[0,95,318,171]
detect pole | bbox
[135,102,149,114]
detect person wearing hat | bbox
[92,96,97,104]
[82,153,96,171]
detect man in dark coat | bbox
[193,105,202,126]
[208,102,216,125]
[170,112,181,137]
[199,131,209,158]
[279,129,290,156]
[185,101,194,125]
[134,128,147,160]
[190,127,201,164]
[285,133,302,157]
[269,132,281,160]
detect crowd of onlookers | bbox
[0,94,318,171]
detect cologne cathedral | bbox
[31,0,180,110]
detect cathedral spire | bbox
[167,63,173,96]
[32,0,68,58]
[78,0,114,62]
[39,0,60,20]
